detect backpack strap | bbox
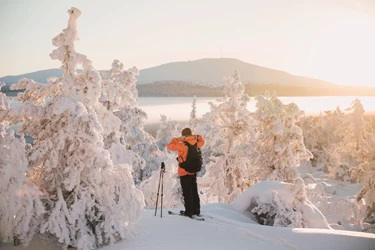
[184,142,198,147]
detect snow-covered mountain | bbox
[0,58,334,87]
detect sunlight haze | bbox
[1,0,375,86]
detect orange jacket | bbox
[167,135,205,176]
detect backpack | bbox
[179,142,203,173]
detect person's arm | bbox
[167,137,185,151]
[196,135,205,148]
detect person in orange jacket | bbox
[167,127,205,218]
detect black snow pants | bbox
[180,174,200,217]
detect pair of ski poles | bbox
[154,162,165,218]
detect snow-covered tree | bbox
[351,125,375,224]
[102,61,168,181]
[250,92,312,183]
[100,59,138,113]
[191,96,197,120]
[328,99,374,182]
[299,115,329,171]
[0,8,144,250]
[352,162,375,224]
[189,95,198,128]
[299,107,346,175]
[336,99,369,151]
[323,107,345,145]
[100,60,148,182]
[0,87,44,246]
[0,126,44,246]
[232,178,330,228]
[155,115,183,151]
[0,83,10,111]
[200,71,251,153]
[198,71,254,203]
[112,106,168,182]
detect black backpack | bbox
[179,142,203,173]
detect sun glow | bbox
[303,18,375,86]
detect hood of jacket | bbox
[183,135,198,145]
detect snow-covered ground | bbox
[2,204,374,250]
[105,205,375,250]
[2,167,375,250]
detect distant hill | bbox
[2,58,375,97]
[0,58,334,87]
[136,58,335,88]
[0,68,64,85]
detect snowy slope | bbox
[2,203,374,250]
[105,206,375,250]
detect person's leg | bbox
[191,174,200,216]
[180,175,193,217]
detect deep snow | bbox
[2,203,374,250]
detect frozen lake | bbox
[139,96,375,125]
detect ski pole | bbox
[160,162,165,218]
[154,164,162,216]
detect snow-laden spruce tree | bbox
[100,60,156,182]
[155,114,183,151]
[322,107,345,145]
[0,86,44,246]
[299,115,328,171]
[100,59,138,113]
[0,83,10,110]
[346,102,375,224]
[299,107,345,173]
[189,95,199,130]
[198,71,254,203]
[0,126,45,246]
[352,161,375,225]
[200,71,251,153]
[1,8,143,250]
[190,96,197,120]
[250,92,312,183]
[328,99,374,182]
[101,60,167,182]
[232,178,330,228]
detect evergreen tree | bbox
[199,71,254,203]
[232,178,330,229]
[299,107,345,173]
[250,92,312,183]
[189,95,198,130]
[100,61,167,181]
[0,86,44,246]
[155,115,183,151]
[352,160,375,224]
[0,8,143,250]
[344,101,375,223]
[329,99,373,182]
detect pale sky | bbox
[1,0,375,86]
